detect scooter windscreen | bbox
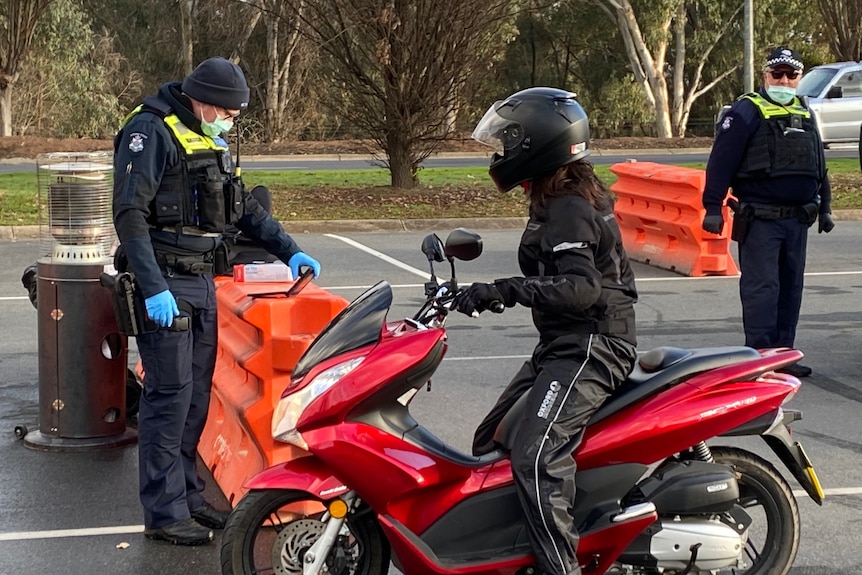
[292,281,393,378]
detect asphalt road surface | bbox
[1,223,861,574]
[1,146,859,174]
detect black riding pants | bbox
[473,334,637,575]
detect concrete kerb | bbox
[6,210,861,241]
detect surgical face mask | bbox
[766,85,796,105]
[200,105,234,137]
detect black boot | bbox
[777,362,812,378]
[144,518,213,545]
[191,502,231,529]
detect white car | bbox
[715,61,862,147]
[798,61,862,146]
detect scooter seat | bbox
[591,346,761,424]
[493,346,760,450]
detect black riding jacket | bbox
[495,193,638,345]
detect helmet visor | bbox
[471,101,526,154]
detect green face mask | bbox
[200,105,234,137]
[201,116,233,138]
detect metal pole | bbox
[743,0,754,93]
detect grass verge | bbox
[1,159,859,225]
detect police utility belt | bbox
[155,250,215,275]
[729,200,819,242]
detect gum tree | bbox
[589,0,743,138]
[0,0,55,136]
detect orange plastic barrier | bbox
[611,162,738,277]
[198,278,349,505]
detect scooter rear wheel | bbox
[711,447,800,575]
[220,489,390,575]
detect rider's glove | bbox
[145,290,179,328]
[818,212,835,234]
[702,214,724,234]
[288,251,321,279]
[453,282,504,316]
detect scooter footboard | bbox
[243,455,349,500]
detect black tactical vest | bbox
[735,92,820,180]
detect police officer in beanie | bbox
[702,47,833,378]
[113,56,321,545]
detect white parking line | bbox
[1,487,858,542]
[324,234,431,280]
[4,270,862,301]
[0,525,143,541]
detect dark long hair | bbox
[529,159,610,211]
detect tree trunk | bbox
[178,0,195,75]
[387,130,416,188]
[0,83,12,136]
[264,11,280,142]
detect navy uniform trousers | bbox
[737,216,808,349]
[135,272,217,529]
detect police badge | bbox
[129,132,147,153]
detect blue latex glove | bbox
[145,290,180,327]
[288,251,321,279]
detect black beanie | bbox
[182,57,250,110]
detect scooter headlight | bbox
[272,356,365,449]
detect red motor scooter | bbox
[220,229,824,575]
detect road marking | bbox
[324,234,431,280]
[444,355,530,361]
[4,270,862,301]
[0,525,144,541]
[1,487,859,542]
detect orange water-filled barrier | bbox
[198,278,348,505]
[611,162,738,277]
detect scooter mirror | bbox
[421,234,445,263]
[444,228,483,261]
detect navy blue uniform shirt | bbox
[703,89,831,217]
[113,82,300,297]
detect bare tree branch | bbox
[815,0,862,61]
[270,0,516,188]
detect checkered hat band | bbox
[766,55,803,70]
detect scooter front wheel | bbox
[711,447,800,575]
[220,489,390,575]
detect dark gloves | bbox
[702,214,724,234]
[21,263,37,309]
[453,282,504,316]
[818,212,835,234]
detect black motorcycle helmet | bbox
[472,87,590,192]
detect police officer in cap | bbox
[113,56,321,545]
[702,47,834,378]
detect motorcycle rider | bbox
[454,87,638,575]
